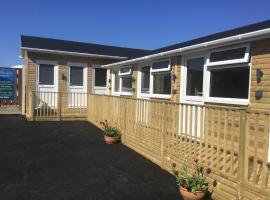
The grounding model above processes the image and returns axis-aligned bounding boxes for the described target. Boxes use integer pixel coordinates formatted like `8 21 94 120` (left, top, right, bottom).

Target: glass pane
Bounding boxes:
152 60 170 70
114 71 120 92
210 66 249 99
39 64 54 85
141 66 150 93
186 58 204 96
120 67 131 74
70 67 83 86
95 68 107 87
210 47 246 62
153 72 171 94
122 76 132 92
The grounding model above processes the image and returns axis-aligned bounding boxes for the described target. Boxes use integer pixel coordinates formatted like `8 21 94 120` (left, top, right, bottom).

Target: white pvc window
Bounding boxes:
112 68 132 96
206 44 250 66
181 43 251 105
138 59 171 99
39 64 54 85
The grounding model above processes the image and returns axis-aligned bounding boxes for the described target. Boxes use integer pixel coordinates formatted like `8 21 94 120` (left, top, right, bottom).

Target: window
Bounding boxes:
209 66 249 99
94 68 107 87
209 47 246 62
207 44 250 66
113 67 132 95
181 44 250 105
119 66 131 75
153 72 171 94
70 66 84 86
186 58 204 96
141 66 150 93
39 64 54 85
122 76 132 92
139 60 171 98
152 60 170 71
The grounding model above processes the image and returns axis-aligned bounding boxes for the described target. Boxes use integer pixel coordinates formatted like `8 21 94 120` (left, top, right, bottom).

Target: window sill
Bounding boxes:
140 94 171 99
204 97 249 106
112 92 132 96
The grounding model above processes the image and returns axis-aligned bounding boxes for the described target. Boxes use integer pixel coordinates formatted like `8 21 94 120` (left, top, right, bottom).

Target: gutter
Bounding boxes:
20 47 128 60
102 28 270 68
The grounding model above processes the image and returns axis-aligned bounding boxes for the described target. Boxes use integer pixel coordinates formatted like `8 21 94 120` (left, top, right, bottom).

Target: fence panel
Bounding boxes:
87 94 270 199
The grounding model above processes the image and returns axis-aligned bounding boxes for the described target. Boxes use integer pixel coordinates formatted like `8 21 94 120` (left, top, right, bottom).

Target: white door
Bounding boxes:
36 60 58 108
180 55 206 140
92 65 108 94
68 63 87 107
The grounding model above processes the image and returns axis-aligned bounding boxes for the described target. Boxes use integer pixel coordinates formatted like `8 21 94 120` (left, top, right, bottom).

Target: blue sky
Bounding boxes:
1 0 270 66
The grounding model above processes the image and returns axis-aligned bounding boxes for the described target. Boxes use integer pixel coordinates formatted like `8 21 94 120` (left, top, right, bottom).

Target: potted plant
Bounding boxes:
172 157 217 200
100 120 121 144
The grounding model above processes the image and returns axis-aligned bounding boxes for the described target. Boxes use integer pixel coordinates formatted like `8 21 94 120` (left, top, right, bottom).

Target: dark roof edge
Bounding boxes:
20 35 151 52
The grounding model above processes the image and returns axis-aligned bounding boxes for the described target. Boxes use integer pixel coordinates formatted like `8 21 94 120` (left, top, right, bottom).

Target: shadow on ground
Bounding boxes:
0 115 181 200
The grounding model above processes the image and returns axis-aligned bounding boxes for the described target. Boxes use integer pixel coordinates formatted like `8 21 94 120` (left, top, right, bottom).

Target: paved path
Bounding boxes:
0 115 180 200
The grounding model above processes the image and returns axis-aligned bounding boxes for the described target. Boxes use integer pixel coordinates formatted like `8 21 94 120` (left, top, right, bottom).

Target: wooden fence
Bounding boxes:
27 91 88 120
87 94 270 200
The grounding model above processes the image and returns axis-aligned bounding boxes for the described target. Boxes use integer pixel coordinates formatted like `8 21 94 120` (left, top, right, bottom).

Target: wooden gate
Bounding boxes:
0 67 22 113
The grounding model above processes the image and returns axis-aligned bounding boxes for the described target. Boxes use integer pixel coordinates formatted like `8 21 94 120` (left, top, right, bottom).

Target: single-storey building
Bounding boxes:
19 19 270 199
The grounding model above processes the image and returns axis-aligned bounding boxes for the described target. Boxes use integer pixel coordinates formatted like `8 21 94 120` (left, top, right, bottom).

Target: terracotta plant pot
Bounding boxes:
179 187 206 200
104 135 120 144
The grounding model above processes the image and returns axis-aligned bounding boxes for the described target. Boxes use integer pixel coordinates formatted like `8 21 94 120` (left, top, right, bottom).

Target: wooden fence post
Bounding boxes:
237 109 247 199
161 101 167 169
31 91 35 121
58 92 61 121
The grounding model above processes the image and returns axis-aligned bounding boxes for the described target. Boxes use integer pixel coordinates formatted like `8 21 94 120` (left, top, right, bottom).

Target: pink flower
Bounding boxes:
206 168 211 174
172 163 176 168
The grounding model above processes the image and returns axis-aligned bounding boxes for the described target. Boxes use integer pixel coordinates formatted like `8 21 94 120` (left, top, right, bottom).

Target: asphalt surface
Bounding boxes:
0 115 181 200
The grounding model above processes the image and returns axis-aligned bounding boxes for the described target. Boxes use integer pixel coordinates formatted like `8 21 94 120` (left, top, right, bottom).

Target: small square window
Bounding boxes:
94 68 107 87
70 67 84 86
153 72 171 95
39 64 54 85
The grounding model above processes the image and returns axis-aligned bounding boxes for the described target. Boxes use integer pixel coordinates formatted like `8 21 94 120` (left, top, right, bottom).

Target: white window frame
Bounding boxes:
151 59 171 73
92 64 109 93
180 43 251 106
180 53 207 105
112 68 132 96
206 43 250 67
36 60 58 90
137 59 171 99
119 66 132 76
67 62 87 90
204 63 251 105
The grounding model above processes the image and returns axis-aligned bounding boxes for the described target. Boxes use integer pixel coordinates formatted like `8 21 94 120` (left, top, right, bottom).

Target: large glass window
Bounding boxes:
70 67 83 86
186 57 204 96
153 72 171 94
94 68 107 87
141 66 150 93
39 64 54 85
210 66 249 99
